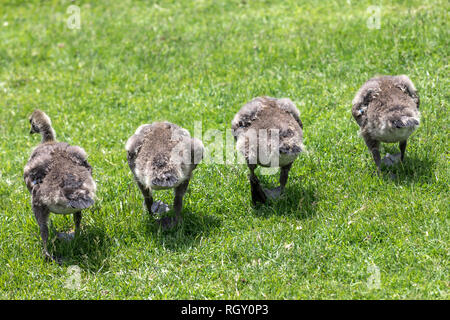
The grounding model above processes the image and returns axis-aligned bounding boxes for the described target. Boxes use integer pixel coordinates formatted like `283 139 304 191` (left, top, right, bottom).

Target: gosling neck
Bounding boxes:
40 125 56 143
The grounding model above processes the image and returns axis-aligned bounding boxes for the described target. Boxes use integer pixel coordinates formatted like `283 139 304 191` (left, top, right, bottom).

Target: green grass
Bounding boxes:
0 0 448 299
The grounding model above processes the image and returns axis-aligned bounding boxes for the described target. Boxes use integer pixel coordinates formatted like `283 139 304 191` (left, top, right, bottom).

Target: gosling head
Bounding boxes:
29 110 56 142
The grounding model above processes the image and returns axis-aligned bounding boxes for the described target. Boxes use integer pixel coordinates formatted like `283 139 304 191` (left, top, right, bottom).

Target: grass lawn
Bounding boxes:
0 0 448 299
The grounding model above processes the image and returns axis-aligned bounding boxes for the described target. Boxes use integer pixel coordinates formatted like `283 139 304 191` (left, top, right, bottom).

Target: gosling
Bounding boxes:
126 122 204 229
24 110 96 262
232 96 304 204
352 75 420 174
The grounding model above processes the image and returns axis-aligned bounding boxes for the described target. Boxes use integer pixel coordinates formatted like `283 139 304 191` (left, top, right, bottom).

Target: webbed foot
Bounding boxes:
151 200 170 215
382 153 402 166
263 186 282 199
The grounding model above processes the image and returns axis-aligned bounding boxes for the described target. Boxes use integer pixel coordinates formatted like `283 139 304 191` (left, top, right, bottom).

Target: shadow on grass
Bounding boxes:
48 224 113 272
143 208 222 251
251 180 318 220
380 153 435 184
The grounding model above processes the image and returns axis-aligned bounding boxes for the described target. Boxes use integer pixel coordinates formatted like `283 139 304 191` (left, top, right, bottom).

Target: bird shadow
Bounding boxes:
380 147 435 184
250 175 319 220
47 222 113 272
383 156 436 184
142 207 222 252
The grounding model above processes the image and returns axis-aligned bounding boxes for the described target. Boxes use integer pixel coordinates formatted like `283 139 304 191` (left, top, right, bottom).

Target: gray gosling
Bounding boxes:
352 75 420 174
126 122 204 229
24 110 96 262
232 96 304 205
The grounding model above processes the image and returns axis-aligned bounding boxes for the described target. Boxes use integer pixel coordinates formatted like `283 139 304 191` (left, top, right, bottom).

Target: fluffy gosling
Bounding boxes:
352 75 420 174
126 121 204 229
23 110 96 262
232 96 304 204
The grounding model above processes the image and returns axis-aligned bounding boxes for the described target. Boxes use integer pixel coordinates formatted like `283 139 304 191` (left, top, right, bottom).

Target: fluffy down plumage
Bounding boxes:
232 96 304 167
24 143 96 213
352 75 420 143
126 122 204 190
